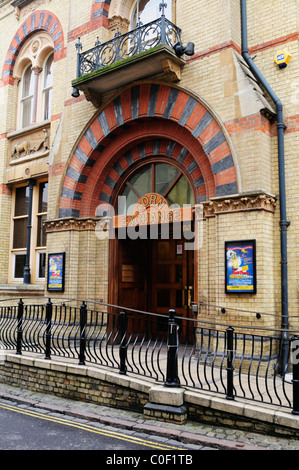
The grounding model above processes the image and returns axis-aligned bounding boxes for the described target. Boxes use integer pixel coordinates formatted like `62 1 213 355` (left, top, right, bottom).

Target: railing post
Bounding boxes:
160 0 167 44
79 301 87 365
45 298 52 360
226 326 235 400
292 336 299 415
165 309 180 387
119 310 127 375
16 299 23 355
71 37 82 97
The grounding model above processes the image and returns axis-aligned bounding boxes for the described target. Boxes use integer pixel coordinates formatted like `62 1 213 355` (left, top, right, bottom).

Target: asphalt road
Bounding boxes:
0 399 200 456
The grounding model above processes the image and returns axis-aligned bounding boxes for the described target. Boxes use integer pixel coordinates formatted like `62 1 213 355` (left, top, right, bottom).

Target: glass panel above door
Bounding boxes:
118 162 194 215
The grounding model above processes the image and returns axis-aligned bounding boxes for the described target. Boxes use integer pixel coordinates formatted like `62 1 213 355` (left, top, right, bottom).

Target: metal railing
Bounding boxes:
74 16 181 78
0 297 299 415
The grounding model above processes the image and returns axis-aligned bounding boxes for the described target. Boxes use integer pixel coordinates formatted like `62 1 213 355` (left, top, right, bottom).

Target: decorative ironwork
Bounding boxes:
0 297 299 413
75 16 182 78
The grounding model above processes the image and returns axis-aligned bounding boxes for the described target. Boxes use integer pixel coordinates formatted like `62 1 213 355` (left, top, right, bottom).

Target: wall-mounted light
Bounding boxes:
274 49 292 69
173 41 195 57
72 88 80 98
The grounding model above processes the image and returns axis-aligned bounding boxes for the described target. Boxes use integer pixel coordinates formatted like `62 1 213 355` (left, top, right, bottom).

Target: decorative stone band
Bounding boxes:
45 217 99 233
45 194 276 233
202 193 276 218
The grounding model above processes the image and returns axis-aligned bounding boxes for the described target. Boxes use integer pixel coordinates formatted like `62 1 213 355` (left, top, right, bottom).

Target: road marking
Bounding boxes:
0 402 185 450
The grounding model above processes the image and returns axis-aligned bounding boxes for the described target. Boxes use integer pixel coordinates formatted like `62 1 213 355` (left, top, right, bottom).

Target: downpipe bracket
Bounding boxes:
280 220 290 231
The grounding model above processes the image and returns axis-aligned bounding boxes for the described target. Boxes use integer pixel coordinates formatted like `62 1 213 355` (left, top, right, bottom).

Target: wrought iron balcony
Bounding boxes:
77 17 181 76
71 10 191 105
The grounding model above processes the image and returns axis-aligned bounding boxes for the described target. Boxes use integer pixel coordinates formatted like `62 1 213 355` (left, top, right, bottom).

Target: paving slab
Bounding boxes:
0 382 298 450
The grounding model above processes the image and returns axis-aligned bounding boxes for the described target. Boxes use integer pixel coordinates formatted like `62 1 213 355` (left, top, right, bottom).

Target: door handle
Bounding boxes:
183 286 193 307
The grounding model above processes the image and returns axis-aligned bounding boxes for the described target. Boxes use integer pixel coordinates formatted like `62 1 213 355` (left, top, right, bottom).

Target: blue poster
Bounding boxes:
47 253 65 291
225 241 256 293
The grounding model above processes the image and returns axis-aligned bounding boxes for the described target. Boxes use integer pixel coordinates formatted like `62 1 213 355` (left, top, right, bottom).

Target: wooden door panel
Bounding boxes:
118 239 149 311
151 238 194 342
116 235 194 342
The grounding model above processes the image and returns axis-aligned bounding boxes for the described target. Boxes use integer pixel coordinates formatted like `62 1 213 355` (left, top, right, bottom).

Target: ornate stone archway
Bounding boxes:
58 83 240 218
1 10 65 86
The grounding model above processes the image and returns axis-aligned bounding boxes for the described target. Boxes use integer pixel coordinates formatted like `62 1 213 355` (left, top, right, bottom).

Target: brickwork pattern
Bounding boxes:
1 10 66 86
0 0 298 332
1 355 298 437
0 360 147 413
59 83 238 218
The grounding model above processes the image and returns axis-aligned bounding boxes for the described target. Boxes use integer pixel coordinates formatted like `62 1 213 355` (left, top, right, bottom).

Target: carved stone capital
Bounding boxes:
107 15 130 35
45 217 99 233
202 194 277 218
13 75 21 85
31 65 42 75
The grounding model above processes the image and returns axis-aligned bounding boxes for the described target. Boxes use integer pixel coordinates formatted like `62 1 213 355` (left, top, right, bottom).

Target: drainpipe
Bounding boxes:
240 0 290 374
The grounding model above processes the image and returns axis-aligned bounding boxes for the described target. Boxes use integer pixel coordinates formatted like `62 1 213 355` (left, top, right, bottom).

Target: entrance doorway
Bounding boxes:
115 234 195 343
109 160 196 343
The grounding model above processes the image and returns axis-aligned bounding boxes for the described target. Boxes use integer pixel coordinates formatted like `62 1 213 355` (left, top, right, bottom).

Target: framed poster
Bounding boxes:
47 252 65 292
225 240 256 294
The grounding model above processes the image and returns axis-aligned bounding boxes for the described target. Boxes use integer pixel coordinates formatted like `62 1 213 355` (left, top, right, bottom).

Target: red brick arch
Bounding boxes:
58 83 239 218
1 10 65 86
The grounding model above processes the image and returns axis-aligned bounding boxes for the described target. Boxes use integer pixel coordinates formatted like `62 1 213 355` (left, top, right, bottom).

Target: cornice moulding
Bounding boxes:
202 194 277 218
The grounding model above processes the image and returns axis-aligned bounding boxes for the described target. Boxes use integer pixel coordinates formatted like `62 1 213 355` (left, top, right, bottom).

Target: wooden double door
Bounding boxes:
115 236 194 342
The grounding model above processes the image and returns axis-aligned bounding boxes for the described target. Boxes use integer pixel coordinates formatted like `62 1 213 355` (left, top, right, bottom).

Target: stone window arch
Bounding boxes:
14 31 54 130
108 0 174 35
130 0 172 28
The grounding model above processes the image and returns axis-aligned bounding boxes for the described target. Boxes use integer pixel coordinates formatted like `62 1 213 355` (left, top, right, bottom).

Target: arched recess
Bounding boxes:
108 0 133 21
58 83 240 218
2 10 65 86
13 31 54 80
107 0 173 33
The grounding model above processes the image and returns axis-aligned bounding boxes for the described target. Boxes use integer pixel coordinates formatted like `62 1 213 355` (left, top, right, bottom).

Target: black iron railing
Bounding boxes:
74 16 181 79
0 297 299 414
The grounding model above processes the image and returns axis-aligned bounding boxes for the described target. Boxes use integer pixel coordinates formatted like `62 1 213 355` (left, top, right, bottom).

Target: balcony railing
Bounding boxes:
74 16 182 79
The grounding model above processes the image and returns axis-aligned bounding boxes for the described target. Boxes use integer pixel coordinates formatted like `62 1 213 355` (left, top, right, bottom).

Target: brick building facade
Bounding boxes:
0 0 298 337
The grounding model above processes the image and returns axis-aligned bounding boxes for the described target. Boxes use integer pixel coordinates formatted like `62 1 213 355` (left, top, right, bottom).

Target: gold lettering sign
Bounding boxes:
114 193 192 228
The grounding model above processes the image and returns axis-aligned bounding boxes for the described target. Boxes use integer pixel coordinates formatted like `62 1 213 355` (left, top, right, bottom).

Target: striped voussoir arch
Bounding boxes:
95 137 207 206
90 0 110 23
59 83 238 218
2 10 65 85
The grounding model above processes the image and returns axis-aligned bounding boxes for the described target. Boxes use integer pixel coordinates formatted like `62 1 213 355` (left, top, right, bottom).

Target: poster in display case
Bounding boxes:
225 240 256 294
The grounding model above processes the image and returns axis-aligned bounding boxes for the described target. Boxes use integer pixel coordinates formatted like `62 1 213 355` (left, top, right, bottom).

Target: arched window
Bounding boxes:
42 53 54 121
14 33 54 129
18 52 54 128
130 0 172 28
20 64 35 128
118 162 194 215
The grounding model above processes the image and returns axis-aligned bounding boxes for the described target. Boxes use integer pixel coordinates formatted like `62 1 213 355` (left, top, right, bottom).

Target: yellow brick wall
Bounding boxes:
0 0 298 334
199 208 280 331
46 228 109 303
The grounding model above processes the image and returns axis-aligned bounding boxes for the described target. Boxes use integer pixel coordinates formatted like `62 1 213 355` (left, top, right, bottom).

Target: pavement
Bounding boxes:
0 382 299 451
